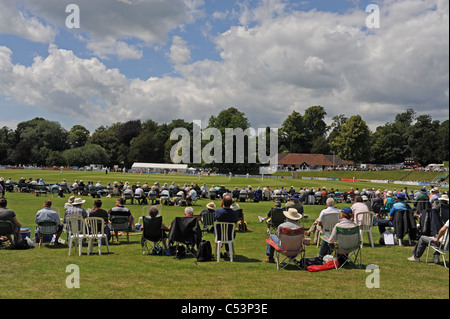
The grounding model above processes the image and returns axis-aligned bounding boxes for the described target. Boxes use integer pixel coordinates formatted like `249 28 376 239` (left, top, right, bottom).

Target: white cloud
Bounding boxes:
169 36 192 65
0 0 56 43
21 0 203 59
0 0 448 132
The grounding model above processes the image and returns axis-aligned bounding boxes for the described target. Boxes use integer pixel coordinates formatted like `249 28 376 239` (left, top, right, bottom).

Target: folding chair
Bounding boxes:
268 208 286 234
66 216 88 256
214 222 236 262
168 216 202 259
317 212 340 247
36 220 58 246
201 210 215 234
333 226 362 269
86 217 109 255
354 211 375 248
141 216 165 255
265 226 306 270
426 227 449 269
110 215 130 243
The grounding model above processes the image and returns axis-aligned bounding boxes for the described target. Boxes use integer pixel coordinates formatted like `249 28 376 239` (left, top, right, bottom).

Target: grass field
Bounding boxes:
0 169 448 300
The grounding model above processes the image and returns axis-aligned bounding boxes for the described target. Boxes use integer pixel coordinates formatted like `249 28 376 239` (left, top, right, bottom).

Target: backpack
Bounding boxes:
196 240 213 262
237 220 248 232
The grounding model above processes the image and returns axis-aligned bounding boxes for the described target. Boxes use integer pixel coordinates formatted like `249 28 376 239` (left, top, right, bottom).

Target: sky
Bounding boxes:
0 0 448 134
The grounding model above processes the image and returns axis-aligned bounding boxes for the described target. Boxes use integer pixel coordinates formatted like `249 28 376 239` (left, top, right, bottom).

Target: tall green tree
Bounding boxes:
68 125 90 149
332 115 371 163
279 111 307 153
407 114 440 165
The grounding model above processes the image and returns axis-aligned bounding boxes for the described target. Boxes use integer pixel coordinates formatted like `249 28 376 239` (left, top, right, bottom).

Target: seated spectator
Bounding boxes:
264 208 303 263
200 202 216 217
35 200 63 246
140 206 170 251
318 207 357 261
88 199 111 243
351 195 370 224
63 198 87 223
407 219 449 264
259 200 283 234
0 198 22 245
376 192 411 234
108 198 134 243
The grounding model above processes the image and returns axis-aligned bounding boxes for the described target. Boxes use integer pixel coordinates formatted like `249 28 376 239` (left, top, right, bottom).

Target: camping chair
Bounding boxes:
426 227 449 269
141 216 165 255
354 211 375 248
316 212 340 247
268 208 286 234
66 216 88 256
86 217 109 255
168 216 202 259
214 222 236 262
265 226 306 270
201 210 215 234
110 215 130 243
333 226 362 269
36 220 58 246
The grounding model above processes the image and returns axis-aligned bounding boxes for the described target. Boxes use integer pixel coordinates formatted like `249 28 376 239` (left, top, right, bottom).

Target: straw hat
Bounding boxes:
206 202 216 210
439 194 449 202
73 198 85 205
283 208 302 221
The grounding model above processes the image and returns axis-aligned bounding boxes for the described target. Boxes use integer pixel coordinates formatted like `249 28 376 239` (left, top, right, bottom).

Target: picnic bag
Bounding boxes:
196 240 213 262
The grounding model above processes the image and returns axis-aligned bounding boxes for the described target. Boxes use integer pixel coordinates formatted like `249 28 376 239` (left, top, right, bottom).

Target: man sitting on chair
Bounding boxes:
318 207 357 260
214 194 238 258
108 198 133 243
407 219 449 264
35 200 63 246
264 208 303 263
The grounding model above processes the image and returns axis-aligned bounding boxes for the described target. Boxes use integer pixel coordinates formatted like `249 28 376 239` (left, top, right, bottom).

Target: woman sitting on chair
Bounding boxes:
141 206 170 250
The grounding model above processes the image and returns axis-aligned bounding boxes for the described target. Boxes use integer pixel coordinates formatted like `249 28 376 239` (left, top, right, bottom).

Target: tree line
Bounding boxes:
0 107 448 171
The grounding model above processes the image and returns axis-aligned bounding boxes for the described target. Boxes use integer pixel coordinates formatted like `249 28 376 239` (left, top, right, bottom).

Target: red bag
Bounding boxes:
307 259 339 272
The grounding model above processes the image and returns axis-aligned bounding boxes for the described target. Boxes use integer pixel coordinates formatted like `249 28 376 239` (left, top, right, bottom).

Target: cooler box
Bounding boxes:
20 228 31 240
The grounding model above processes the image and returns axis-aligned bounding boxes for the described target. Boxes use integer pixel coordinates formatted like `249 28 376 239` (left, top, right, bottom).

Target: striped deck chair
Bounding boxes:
265 226 305 270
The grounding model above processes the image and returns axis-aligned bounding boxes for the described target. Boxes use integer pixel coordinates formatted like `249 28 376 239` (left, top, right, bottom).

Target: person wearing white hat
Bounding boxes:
63 197 87 224
264 207 303 263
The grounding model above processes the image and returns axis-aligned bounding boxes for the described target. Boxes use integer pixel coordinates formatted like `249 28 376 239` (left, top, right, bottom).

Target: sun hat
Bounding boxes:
283 208 302 221
73 198 85 205
439 194 449 202
206 202 216 210
67 196 76 203
386 191 393 197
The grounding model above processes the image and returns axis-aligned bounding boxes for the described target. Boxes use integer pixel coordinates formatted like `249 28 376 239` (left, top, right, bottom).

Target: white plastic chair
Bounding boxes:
66 216 88 256
86 217 109 255
317 212 340 247
214 222 236 262
354 211 375 248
